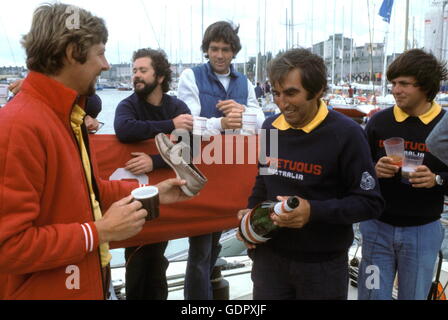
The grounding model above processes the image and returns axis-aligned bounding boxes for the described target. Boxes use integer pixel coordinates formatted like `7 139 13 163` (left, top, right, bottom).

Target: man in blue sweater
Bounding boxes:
177 21 264 300
84 94 103 133
237 48 384 300
114 48 192 300
359 49 448 300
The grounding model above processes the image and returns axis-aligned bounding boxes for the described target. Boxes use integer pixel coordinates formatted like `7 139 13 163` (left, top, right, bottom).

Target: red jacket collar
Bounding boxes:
21 71 85 121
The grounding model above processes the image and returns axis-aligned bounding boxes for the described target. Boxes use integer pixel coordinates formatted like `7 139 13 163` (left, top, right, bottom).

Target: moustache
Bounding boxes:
133 80 146 86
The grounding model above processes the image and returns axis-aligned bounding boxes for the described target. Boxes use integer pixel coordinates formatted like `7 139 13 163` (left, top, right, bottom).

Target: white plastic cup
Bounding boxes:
402 153 425 183
193 116 207 136
241 112 257 135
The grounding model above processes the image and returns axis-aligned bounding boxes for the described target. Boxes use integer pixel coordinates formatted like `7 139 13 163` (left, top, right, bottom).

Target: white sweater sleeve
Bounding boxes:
246 80 266 130
177 69 265 133
177 69 201 117
177 69 223 133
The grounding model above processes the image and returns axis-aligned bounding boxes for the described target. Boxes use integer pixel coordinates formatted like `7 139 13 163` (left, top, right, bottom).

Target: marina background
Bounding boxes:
0 0 439 67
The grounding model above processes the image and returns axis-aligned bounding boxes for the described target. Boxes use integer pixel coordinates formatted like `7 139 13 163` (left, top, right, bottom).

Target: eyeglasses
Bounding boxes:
89 121 104 134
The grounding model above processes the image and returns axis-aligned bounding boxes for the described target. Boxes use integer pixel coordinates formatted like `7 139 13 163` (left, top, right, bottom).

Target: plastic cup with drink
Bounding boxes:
401 153 425 184
383 137 405 167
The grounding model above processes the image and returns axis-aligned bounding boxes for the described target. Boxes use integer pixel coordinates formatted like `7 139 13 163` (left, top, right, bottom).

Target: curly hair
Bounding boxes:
201 21 242 59
132 48 172 93
268 48 328 100
22 3 108 75
387 49 448 102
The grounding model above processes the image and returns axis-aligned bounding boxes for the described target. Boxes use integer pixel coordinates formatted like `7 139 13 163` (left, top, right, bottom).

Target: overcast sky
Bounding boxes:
0 0 436 67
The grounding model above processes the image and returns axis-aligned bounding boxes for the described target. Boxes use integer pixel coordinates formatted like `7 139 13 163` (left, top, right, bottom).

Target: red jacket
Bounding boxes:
0 72 137 299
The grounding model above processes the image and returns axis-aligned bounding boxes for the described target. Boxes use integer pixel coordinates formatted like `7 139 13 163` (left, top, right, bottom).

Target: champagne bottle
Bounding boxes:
239 196 300 245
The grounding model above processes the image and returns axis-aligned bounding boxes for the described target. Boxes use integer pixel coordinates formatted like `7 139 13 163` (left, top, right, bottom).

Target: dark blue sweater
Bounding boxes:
248 110 384 261
85 94 102 118
114 93 191 169
365 107 448 226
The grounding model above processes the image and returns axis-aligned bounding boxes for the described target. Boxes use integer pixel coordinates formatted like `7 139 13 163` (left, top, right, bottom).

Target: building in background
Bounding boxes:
312 34 397 85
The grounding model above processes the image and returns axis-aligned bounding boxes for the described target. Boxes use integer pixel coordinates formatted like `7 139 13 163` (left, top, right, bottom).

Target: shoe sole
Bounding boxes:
155 136 196 197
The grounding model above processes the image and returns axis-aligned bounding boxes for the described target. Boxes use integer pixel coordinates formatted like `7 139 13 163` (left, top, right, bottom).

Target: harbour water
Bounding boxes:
95 89 131 135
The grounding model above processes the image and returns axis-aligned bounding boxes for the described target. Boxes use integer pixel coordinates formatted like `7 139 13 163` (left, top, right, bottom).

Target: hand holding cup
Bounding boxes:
131 186 160 221
383 137 405 167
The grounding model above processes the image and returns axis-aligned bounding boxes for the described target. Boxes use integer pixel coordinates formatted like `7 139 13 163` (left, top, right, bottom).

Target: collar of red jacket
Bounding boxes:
21 71 87 121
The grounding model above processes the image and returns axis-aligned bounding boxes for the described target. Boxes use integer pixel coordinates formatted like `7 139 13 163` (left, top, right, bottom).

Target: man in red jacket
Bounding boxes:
0 3 190 300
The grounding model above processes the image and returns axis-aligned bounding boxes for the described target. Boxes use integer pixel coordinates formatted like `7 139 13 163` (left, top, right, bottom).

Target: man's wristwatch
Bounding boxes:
435 174 444 186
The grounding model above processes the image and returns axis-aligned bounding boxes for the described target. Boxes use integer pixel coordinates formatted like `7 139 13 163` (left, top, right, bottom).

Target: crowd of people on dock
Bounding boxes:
0 2 448 301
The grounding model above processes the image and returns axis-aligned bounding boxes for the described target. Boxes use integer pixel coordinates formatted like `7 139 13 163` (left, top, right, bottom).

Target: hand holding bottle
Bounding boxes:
271 196 310 228
236 209 257 249
238 196 300 245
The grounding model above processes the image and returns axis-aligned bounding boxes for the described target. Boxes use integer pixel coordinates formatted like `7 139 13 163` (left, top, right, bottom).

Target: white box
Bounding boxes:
0 84 8 105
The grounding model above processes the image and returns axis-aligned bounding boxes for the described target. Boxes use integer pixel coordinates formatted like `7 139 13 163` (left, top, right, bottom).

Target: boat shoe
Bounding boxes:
155 133 207 197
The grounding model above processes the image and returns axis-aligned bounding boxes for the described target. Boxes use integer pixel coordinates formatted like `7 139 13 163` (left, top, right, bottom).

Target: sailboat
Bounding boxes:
327 1 383 122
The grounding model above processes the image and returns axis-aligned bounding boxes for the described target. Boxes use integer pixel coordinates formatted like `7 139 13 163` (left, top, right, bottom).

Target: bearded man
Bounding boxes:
113 48 192 300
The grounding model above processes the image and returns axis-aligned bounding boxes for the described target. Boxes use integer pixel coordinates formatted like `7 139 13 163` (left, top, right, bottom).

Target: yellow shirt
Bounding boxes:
272 99 329 133
71 105 111 267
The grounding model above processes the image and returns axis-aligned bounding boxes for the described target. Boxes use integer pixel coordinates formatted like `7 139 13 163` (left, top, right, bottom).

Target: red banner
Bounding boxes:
90 134 259 249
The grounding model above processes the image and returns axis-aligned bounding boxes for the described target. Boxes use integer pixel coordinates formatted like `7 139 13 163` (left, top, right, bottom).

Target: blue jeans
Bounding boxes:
358 219 444 300
250 245 348 300
184 231 222 300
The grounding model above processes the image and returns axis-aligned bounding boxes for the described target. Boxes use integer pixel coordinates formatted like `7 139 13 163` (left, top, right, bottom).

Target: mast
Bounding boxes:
255 8 260 84
264 0 267 56
349 0 354 84
139 0 161 48
164 5 167 50
201 0 204 63
378 0 395 97
244 47 247 76
341 6 345 85
404 0 409 51
412 16 415 48
0 15 17 66
291 0 295 47
286 8 289 50
440 0 448 61
311 0 314 53
117 42 121 80
263 0 267 83
367 0 374 91
332 0 336 88
381 26 390 97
